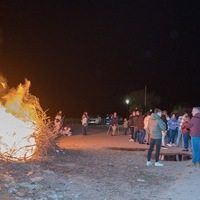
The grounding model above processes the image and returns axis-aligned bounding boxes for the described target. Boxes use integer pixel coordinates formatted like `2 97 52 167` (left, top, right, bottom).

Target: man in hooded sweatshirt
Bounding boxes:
186 107 200 166
147 108 166 167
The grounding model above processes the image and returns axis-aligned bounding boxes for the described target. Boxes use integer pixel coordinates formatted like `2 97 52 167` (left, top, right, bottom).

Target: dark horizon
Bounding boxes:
0 1 199 118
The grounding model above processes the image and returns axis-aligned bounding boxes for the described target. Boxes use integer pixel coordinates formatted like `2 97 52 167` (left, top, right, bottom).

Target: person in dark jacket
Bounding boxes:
128 111 138 142
147 108 166 167
111 112 119 136
160 110 169 148
185 107 200 166
137 111 145 144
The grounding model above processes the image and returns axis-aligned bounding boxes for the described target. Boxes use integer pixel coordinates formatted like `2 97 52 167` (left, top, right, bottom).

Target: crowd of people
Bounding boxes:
47 107 200 167
121 107 200 167
122 109 191 150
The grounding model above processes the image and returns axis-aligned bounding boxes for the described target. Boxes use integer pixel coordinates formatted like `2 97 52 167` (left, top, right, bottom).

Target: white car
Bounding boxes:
88 115 102 125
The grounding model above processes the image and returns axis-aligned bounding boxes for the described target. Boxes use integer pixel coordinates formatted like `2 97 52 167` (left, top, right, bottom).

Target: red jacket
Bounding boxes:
137 115 144 130
181 121 189 134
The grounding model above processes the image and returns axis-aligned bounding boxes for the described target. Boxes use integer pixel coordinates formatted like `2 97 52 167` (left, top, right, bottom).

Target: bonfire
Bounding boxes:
0 76 54 162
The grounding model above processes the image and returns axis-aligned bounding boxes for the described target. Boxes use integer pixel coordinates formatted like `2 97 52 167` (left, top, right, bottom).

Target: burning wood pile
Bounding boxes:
0 76 55 162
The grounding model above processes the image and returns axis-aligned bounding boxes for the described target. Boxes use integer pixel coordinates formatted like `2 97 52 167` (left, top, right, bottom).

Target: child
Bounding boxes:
123 118 129 135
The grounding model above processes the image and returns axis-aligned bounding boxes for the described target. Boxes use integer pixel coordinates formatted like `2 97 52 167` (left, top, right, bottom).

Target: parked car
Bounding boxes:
88 115 102 125
105 114 112 125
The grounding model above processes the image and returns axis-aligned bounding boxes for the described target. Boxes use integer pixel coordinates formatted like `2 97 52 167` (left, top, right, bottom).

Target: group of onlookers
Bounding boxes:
145 107 200 167
122 107 200 167
159 110 190 152
123 110 154 145
123 109 191 151
50 107 200 167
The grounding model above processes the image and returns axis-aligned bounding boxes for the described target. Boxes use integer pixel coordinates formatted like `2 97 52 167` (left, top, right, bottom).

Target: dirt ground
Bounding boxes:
0 125 199 200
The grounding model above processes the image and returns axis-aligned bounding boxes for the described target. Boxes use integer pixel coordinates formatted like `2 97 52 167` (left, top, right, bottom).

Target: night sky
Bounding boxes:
0 1 199 118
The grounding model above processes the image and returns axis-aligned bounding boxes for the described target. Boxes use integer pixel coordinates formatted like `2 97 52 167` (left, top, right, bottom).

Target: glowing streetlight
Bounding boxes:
125 99 130 117
125 99 130 105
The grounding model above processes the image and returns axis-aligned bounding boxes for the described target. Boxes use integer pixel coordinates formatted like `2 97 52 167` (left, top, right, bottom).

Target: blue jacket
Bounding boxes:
168 118 178 130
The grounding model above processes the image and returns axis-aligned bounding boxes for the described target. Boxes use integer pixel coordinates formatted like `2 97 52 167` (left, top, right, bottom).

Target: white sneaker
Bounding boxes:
146 161 153 166
129 139 134 142
155 162 164 167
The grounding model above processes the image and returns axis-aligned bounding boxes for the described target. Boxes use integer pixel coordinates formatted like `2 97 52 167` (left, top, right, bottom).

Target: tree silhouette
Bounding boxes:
126 89 160 113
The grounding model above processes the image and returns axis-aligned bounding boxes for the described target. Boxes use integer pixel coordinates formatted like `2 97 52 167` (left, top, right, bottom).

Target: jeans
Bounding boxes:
183 132 190 150
130 127 134 139
191 137 200 164
138 129 146 143
130 126 138 141
147 138 162 162
133 126 138 141
176 128 182 147
168 129 177 144
82 125 87 135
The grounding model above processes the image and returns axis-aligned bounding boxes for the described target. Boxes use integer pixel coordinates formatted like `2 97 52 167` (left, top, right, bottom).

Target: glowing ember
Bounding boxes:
0 77 46 161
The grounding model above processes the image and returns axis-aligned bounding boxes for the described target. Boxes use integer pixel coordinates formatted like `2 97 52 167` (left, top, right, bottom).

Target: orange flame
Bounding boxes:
0 78 45 161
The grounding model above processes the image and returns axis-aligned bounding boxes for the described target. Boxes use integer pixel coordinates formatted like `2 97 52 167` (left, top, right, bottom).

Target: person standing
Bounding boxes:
185 107 200 166
167 113 178 146
123 117 129 135
144 111 151 145
147 108 166 167
137 111 145 144
111 112 119 136
176 113 188 147
81 113 88 135
128 111 138 142
181 115 190 151
160 110 169 148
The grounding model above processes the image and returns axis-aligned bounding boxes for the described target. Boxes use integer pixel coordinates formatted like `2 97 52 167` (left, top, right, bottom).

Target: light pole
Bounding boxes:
125 99 130 118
